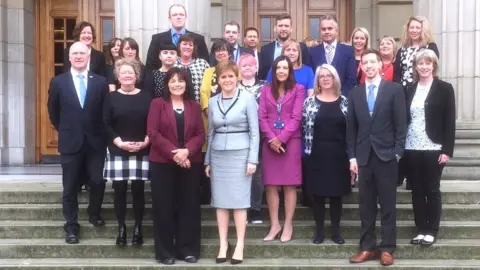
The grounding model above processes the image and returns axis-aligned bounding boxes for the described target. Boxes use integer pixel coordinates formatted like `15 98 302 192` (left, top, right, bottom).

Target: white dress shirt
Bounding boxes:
70 68 89 105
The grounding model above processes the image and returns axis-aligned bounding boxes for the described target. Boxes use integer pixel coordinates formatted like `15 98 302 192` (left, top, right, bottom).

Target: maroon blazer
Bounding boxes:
147 98 205 164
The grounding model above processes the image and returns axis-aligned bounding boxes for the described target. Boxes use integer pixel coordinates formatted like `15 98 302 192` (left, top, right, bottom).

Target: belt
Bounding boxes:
215 130 249 134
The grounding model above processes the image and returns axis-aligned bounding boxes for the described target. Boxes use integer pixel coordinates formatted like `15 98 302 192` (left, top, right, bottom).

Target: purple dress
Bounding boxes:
259 83 304 186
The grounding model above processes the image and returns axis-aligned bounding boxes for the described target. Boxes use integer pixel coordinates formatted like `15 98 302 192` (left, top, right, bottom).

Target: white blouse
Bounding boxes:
405 83 442 151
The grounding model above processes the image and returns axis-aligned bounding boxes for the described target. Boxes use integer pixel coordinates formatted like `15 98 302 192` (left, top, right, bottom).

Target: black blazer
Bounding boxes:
258 41 309 80
63 47 106 78
145 30 209 71
347 80 407 166
209 45 254 66
47 71 108 154
406 79 456 157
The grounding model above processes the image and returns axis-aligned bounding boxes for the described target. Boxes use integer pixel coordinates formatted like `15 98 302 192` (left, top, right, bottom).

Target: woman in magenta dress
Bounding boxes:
259 56 304 243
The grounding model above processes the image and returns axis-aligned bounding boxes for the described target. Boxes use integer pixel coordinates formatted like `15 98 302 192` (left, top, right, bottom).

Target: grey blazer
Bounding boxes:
205 89 260 165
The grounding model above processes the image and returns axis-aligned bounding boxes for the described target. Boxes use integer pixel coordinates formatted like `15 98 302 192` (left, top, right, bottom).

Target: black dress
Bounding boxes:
304 97 350 197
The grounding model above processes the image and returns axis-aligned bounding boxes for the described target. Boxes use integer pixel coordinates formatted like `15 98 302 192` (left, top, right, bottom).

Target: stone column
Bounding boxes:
0 0 36 165
115 0 211 61
414 0 480 125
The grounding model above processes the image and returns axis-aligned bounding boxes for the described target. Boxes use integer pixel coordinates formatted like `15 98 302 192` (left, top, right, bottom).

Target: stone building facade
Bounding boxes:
0 0 479 165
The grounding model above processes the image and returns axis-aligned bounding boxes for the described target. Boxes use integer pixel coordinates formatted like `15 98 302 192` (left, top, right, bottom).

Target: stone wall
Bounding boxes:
0 0 35 165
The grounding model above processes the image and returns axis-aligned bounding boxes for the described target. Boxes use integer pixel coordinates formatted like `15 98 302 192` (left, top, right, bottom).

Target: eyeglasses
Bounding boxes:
318 74 333 80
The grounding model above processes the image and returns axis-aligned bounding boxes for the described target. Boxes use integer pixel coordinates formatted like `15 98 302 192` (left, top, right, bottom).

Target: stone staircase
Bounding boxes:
0 181 479 269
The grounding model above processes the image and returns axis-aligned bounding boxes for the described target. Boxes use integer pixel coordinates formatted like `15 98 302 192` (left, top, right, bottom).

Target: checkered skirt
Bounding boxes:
103 154 149 181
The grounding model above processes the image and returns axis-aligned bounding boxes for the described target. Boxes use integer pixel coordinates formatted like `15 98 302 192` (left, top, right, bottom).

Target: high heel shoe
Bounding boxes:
231 244 244 265
280 227 293 243
116 224 127 247
131 224 143 246
263 228 282 242
215 242 232 263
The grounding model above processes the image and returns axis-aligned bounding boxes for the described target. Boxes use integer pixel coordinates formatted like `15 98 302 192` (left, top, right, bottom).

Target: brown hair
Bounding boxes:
224 21 241 32
282 39 303 66
119 37 141 61
72 21 96 42
361 48 382 63
271 56 296 99
107 38 122 65
215 60 239 78
168 4 187 17
303 37 319 48
412 49 439 82
276 14 292 24
244 27 259 37
176 33 198 59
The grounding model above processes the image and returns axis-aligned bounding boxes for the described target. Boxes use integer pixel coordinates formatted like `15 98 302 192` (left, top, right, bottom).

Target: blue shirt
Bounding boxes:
273 41 283 60
266 65 315 98
170 28 187 43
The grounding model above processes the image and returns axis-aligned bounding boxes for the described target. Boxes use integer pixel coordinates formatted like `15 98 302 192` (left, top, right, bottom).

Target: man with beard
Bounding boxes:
258 14 309 80
145 4 209 72
347 49 406 266
209 21 254 66
309 14 356 96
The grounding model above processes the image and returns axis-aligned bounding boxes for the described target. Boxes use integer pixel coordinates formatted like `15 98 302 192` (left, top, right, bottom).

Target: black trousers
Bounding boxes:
358 151 397 254
150 162 202 260
310 195 342 237
61 141 106 233
404 150 444 236
200 153 211 205
112 181 145 225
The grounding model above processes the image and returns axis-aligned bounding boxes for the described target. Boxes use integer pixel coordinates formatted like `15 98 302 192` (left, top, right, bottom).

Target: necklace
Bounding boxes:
118 88 138 95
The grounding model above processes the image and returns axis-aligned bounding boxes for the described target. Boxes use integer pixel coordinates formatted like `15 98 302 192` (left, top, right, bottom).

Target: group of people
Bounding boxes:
47 3 456 267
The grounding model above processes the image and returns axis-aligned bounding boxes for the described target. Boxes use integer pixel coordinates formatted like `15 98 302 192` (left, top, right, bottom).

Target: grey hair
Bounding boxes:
313 64 342 96
114 58 142 82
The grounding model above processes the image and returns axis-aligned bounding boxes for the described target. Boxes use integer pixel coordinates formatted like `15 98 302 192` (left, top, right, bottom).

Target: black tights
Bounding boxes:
310 195 342 237
113 181 145 225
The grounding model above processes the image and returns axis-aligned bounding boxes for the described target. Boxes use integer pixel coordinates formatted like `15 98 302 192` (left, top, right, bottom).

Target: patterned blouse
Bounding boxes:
302 95 348 155
397 43 438 87
151 70 167 98
405 83 442 151
175 58 210 101
236 79 268 103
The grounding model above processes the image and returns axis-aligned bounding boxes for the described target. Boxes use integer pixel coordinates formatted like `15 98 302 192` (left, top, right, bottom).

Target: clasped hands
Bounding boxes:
268 137 285 154
172 148 191 168
115 137 149 153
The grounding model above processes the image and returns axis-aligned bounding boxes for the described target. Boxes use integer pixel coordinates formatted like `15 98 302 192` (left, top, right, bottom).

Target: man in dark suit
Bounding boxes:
48 42 108 244
347 49 407 266
209 21 254 66
258 14 309 80
309 14 356 96
145 4 209 71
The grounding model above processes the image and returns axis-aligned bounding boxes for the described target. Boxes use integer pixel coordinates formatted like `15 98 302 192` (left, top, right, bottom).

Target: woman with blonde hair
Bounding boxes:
266 39 314 97
302 64 350 245
377 36 397 82
404 49 455 246
394 16 439 189
350 27 371 85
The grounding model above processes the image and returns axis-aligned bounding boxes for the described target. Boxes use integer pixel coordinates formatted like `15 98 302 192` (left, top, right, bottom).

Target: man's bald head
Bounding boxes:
69 41 90 72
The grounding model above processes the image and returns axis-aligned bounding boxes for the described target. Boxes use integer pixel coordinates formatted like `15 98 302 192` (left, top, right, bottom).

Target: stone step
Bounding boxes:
1 220 479 240
1 258 480 269
1 203 479 221
0 239 479 260
0 182 479 204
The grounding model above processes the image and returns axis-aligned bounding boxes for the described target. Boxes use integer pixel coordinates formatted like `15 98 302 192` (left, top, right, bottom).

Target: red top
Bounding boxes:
358 61 395 84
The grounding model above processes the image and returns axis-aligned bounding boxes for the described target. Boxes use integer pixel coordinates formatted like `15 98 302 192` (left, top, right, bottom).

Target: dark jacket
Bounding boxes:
63 47 106 78
406 79 456 157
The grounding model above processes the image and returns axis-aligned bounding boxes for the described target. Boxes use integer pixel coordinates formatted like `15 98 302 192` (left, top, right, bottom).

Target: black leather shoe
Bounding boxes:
158 258 175 265
89 218 105 227
184 256 198 263
331 235 345 245
312 235 324 244
131 224 143 246
65 233 79 244
116 224 127 247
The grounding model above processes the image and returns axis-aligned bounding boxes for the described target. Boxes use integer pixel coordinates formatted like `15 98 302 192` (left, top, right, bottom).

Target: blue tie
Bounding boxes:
77 74 87 108
172 33 181 46
367 84 376 115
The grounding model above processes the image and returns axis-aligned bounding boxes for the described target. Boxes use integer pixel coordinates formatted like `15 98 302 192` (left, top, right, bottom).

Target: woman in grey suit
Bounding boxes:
205 61 260 264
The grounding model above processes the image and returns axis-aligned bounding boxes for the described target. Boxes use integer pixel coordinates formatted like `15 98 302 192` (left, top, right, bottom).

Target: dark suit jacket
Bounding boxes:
145 30 209 71
47 71 108 154
406 79 456 157
147 98 205 164
309 43 356 96
209 45 254 66
63 47 106 78
258 41 309 80
347 80 407 166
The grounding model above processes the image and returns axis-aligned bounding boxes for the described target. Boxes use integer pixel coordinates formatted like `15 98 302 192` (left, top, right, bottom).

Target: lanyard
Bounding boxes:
276 96 284 119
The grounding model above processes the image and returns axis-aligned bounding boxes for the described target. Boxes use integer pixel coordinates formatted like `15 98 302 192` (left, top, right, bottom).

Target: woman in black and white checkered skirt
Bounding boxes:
103 58 152 247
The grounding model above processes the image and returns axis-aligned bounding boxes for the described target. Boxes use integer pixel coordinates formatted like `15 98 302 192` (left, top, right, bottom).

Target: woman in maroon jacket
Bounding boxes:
147 67 205 265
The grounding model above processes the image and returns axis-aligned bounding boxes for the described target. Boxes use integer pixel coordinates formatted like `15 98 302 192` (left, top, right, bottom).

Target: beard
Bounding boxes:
277 33 290 42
